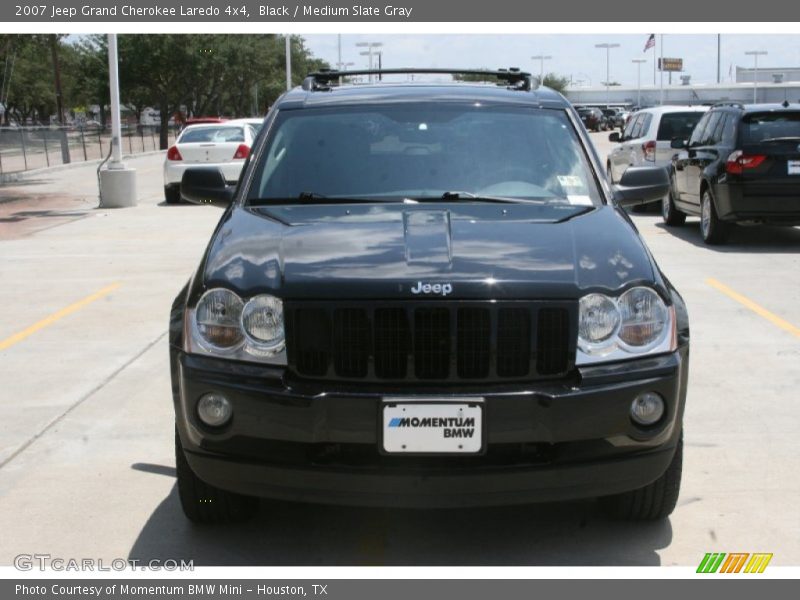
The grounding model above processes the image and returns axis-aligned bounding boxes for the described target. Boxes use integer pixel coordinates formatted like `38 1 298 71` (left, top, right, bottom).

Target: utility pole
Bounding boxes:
531 54 552 84
632 59 646 108
745 50 768 103
717 34 721 84
49 35 64 124
285 35 292 91
595 43 620 107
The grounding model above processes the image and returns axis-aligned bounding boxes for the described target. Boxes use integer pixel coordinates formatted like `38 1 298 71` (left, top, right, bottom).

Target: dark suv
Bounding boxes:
664 102 800 244
171 68 689 524
576 106 607 132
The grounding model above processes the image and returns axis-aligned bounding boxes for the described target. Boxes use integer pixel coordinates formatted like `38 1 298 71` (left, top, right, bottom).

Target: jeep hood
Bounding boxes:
201 203 654 299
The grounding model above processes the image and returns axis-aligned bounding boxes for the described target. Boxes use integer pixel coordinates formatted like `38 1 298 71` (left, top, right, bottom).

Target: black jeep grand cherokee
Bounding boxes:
170 69 689 523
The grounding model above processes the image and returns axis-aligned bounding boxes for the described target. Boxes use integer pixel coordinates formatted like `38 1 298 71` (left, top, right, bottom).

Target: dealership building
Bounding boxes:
566 69 800 107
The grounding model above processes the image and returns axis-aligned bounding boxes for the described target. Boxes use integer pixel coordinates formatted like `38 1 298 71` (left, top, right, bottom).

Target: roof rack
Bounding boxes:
302 68 535 92
712 102 745 109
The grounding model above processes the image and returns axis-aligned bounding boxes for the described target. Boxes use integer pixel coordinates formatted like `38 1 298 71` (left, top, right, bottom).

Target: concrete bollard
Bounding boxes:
99 166 138 208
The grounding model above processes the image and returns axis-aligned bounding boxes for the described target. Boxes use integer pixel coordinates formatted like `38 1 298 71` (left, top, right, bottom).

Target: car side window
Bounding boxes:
709 114 728 145
722 113 738 144
629 115 644 139
699 112 722 145
639 114 653 138
689 112 712 147
623 114 639 139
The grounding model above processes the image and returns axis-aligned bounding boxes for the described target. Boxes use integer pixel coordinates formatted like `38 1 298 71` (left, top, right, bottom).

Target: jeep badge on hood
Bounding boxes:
410 281 453 296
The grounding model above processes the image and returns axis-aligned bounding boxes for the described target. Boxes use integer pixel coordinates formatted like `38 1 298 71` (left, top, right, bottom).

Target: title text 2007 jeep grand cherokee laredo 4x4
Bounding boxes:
169 68 689 523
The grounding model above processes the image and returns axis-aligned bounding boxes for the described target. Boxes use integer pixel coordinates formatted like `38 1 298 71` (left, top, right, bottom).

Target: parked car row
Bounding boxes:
607 102 800 244
162 117 266 204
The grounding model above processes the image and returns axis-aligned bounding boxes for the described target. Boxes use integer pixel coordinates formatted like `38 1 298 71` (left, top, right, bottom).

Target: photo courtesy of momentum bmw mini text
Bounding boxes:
0 0 799 597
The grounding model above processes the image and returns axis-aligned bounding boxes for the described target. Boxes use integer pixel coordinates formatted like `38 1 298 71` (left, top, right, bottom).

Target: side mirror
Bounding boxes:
670 138 688 149
181 167 235 207
608 131 620 143
614 166 670 207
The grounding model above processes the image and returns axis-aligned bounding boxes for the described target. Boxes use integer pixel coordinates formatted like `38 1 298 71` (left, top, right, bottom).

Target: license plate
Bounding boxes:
789 160 800 175
382 400 483 454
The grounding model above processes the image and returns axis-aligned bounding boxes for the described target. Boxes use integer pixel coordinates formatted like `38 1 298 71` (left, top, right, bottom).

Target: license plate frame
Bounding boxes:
380 398 485 455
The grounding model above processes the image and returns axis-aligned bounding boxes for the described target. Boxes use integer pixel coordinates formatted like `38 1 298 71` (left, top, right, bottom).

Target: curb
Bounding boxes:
0 150 165 184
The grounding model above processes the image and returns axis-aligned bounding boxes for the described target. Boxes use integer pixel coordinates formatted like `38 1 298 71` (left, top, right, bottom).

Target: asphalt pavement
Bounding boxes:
0 135 798 566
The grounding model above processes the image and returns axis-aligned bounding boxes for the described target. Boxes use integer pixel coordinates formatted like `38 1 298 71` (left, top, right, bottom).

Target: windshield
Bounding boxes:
246 104 602 206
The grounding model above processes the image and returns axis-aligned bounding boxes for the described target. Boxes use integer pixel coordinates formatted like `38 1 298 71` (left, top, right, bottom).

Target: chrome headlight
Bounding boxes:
241 295 285 356
577 286 675 365
185 288 286 364
195 288 244 351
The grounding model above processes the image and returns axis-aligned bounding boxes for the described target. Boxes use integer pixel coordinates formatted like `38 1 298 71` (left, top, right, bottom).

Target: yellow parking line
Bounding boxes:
707 278 800 339
0 283 122 351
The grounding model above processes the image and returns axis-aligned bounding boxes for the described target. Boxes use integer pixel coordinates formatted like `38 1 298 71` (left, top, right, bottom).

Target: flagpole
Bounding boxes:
659 34 664 105
653 36 656 86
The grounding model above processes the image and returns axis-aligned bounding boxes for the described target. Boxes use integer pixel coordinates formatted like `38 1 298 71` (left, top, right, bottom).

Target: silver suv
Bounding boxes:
607 106 709 187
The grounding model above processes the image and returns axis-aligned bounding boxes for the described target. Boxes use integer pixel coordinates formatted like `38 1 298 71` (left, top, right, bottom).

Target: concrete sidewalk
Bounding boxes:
0 152 222 470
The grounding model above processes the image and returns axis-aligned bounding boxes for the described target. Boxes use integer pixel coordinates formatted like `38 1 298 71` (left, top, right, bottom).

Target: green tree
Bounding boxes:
116 34 328 148
542 73 570 95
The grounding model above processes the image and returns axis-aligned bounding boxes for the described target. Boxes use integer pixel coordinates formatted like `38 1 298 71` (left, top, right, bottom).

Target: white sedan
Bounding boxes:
163 123 257 204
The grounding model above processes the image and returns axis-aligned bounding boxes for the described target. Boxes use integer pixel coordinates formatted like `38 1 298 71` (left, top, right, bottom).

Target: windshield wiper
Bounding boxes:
412 191 550 204
249 193 404 205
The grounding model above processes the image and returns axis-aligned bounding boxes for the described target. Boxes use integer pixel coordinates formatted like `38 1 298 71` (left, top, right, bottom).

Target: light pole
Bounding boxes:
336 61 354 85
355 41 383 82
98 33 137 208
595 43 620 106
632 59 646 108
531 54 552 83
745 50 768 103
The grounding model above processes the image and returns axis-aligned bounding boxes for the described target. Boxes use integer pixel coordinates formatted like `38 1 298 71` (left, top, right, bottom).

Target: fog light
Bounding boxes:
197 393 232 427
630 392 664 426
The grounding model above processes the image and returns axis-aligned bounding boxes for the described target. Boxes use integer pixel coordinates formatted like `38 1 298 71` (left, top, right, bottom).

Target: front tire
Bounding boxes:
601 436 683 521
175 428 258 523
700 189 729 245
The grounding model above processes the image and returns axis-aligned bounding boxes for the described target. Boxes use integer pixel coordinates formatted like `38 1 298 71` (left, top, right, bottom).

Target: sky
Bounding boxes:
301 34 800 88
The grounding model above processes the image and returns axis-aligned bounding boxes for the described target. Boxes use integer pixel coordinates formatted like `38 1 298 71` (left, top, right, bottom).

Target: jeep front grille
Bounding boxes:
285 301 576 383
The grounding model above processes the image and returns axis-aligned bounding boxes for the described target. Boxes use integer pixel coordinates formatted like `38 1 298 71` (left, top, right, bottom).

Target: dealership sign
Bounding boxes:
659 58 684 72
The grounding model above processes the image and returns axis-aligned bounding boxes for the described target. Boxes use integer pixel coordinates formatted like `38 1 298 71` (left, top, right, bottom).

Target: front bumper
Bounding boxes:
172 346 688 508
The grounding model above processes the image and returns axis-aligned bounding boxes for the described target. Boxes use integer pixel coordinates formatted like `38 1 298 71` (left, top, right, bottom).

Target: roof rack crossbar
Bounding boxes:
302 68 535 92
711 101 745 109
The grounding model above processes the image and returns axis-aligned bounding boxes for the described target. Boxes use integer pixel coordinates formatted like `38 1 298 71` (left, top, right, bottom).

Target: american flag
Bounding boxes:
644 34 655 52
